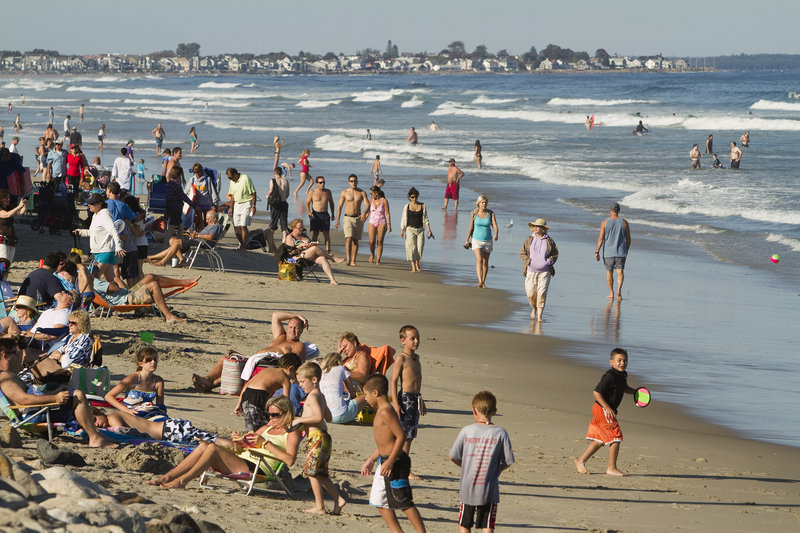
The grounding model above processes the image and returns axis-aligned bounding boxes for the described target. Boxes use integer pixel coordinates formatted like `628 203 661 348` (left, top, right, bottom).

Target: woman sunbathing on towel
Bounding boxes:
147 396 299 489
285 218 344 285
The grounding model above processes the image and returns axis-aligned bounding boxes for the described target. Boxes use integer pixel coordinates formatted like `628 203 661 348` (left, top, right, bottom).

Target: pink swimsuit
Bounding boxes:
368 200 387 227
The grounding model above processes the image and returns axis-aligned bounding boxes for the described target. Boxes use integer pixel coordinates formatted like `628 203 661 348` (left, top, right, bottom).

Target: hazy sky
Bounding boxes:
4 0 796 57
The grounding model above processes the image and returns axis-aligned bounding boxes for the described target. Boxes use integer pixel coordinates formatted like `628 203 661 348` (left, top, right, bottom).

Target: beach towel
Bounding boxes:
240 343 320 381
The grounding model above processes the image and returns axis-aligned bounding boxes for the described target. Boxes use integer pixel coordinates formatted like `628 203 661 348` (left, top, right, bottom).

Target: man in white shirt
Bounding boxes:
63 115 71 138
28 291 73 350
111 147 133 191
9 137 19 154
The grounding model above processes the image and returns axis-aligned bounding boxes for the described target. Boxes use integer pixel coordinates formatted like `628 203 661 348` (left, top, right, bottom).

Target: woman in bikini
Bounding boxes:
366 185 391 265
284 218 344 285
474 139 483 169
293 149 312 196
148 396 299 489
273 135 284 169
104 345 167 423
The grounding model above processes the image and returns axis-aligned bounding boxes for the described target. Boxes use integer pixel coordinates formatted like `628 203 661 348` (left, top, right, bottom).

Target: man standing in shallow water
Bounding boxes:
595 202 631 300
335 174 369 266
442 158 464 212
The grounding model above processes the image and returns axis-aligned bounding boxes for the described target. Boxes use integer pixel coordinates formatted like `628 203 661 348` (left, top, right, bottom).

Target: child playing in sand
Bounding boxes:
360 374 427 532
235 353 299 431
104 345 167 423
319 352 368 424
449 391 515 533
575 347 637 476
391 325 426 480
292 362 346 515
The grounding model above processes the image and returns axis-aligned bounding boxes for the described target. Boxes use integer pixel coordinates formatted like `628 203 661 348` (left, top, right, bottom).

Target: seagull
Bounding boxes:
505 219 514 228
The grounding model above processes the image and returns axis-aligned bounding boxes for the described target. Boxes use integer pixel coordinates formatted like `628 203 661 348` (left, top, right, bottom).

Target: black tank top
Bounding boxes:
406 205 423 228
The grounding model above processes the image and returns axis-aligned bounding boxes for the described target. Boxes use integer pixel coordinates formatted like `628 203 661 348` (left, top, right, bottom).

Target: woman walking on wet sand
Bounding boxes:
465 195 498 288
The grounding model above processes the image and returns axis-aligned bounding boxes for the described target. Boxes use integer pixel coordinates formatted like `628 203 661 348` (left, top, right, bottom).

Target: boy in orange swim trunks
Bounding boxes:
574 348 636 476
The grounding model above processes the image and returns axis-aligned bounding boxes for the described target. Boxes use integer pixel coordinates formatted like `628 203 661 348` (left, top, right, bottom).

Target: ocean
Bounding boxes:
2 71 798 446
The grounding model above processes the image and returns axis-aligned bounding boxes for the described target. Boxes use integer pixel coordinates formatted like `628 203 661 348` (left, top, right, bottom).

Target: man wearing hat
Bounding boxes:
45 139 66 181
520 219 558 321
595 202 631 300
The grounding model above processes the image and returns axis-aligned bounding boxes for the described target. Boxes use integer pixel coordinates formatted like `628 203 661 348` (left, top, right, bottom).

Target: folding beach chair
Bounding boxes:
0 388 60 442
146 179 167 215
186 214 230 272
199 448 294 497
275 244 321 283
91 280 199 318
29 326 69 351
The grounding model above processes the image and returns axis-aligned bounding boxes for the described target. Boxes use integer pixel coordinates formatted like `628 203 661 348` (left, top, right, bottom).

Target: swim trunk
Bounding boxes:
369 451 414 510
97 135 103 142
94 251 116 265
585 402 623 445
304 429 332 478
731 160 740 169
603 256 626 271
471 239 493 253
269 202 288 232
161 417 217 445
691 159 700 169
232 201 252 227
399 391 421 440
309 210 331 232
241 387 270 432
342 215 363 240
155 138 163 148
445 181 459 200
458 502 498 530
128 280 152 305
26 391 76 425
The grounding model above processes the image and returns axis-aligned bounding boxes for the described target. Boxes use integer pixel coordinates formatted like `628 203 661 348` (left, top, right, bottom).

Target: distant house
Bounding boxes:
627 58 642 69
608 56 626 69
174 57 190 72
674 58 688 69
537 58 554 70
644 58 660 69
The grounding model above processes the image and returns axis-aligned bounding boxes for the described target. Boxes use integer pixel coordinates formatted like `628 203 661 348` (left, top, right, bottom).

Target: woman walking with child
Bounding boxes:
465 194 498 288
400 187 433 272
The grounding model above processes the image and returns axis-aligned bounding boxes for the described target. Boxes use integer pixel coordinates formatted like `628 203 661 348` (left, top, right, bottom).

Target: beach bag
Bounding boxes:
68 366 110 396
278 261 297 281
7 167 33 197
267 179 282 208
220 354 246 396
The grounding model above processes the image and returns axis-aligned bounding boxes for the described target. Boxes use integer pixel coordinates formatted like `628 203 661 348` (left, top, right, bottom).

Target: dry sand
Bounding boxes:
7 222 800 532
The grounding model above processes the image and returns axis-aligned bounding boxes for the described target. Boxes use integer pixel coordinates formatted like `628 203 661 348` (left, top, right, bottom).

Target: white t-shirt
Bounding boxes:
319 366 351 418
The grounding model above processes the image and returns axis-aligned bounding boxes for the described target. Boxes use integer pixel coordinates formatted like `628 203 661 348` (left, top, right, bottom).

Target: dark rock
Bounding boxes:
162 509 200 533
0 450 13 479
0 424 22 448
196 519 226 533
36 439 87 467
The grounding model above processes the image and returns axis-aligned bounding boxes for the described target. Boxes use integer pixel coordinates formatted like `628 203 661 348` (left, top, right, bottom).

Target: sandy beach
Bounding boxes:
3 219 799 533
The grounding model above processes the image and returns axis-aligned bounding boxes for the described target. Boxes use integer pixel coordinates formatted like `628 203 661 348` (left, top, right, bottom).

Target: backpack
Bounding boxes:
267 179 282 208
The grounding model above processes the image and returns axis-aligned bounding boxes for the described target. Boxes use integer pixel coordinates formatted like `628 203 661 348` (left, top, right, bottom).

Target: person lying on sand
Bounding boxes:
93 274 199 323
192 311 308 392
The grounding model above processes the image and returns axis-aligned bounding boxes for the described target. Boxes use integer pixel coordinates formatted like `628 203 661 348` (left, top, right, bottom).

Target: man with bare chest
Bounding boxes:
305 175 335 252
442 158 465 211
335 174 369 266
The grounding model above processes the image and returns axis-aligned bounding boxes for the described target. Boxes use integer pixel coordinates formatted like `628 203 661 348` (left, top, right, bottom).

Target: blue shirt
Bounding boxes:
46 149 66 178
272 383 307 416
105 198 136 223
603 217 628 258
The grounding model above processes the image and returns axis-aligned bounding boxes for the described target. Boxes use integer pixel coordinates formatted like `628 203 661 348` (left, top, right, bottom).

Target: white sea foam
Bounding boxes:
750 99 800 112
198 81 241 89
296 99 342 108
401 96 424 108
548 97 659 106
351 88 430 102
472 95 519 104
626 218 725 235
766 233 800 252
89 98 123 103
94 76 120 83
1 80 64 91
66 85 265 101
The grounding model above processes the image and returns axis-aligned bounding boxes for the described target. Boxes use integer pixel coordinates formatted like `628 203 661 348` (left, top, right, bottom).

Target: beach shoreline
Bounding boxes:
4 222 799 532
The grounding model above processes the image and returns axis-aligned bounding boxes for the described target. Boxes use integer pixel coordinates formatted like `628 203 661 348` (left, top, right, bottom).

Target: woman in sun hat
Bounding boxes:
520 218 558 321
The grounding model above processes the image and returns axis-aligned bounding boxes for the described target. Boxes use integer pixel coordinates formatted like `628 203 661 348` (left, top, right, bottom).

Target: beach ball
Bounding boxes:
770 254 780 264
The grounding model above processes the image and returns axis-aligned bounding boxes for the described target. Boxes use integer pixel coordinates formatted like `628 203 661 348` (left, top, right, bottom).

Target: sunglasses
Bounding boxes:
316 180 325 184
68 321 77 325
409 195 417 199
267 411 283 419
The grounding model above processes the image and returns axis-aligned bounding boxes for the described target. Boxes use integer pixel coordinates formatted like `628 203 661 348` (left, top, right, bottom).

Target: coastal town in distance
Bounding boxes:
1 41 708 75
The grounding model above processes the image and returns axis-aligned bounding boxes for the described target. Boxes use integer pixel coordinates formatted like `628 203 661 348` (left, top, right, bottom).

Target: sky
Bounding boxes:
3 0 797 58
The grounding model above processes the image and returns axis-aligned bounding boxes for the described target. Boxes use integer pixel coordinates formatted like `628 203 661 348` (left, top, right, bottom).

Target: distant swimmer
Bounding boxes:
406 127 418 145
281 162 295 180
204 101 209 109
730 141 742 169
586 115 591 130
474 140 482 169
739 131 750 148
370 155 382 185
689 144 702 169
711 154 723 168
20 95 24 105
365 128 371 140
429 121 439 132
273 135 284 168
189 126 199 153
632 120 649 135
79 104 84 122
706 134 713 154
6 103 11 112
13 113 21 133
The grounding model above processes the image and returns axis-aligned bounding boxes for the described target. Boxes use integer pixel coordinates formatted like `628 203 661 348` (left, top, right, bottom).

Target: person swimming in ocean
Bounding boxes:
632 121 649 135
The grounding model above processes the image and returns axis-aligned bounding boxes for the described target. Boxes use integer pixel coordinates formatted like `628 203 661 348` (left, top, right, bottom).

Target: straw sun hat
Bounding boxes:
527 218 550 231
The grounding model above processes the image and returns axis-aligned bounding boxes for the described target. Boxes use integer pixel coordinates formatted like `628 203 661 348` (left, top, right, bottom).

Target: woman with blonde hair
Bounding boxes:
48 309 93 368
319 352 368 424
284 218 343 285
464 194 499 288
273 135 284 169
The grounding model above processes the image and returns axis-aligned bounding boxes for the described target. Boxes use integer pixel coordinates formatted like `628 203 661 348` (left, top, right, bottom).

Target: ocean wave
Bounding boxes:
750 99 800 112
2 81 64 91
66 85 264 101
351 88 430 103
198 81 241 89
766 233 800 252
94 76 120 83
401 96 424 108
121 97 250 108
472 95 519 104
296 99 342 108
548 97 659 106
88 98 123 103
626 218 725 235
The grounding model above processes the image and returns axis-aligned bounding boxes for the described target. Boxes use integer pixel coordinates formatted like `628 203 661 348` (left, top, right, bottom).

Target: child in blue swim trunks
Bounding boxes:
391 325 426 480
